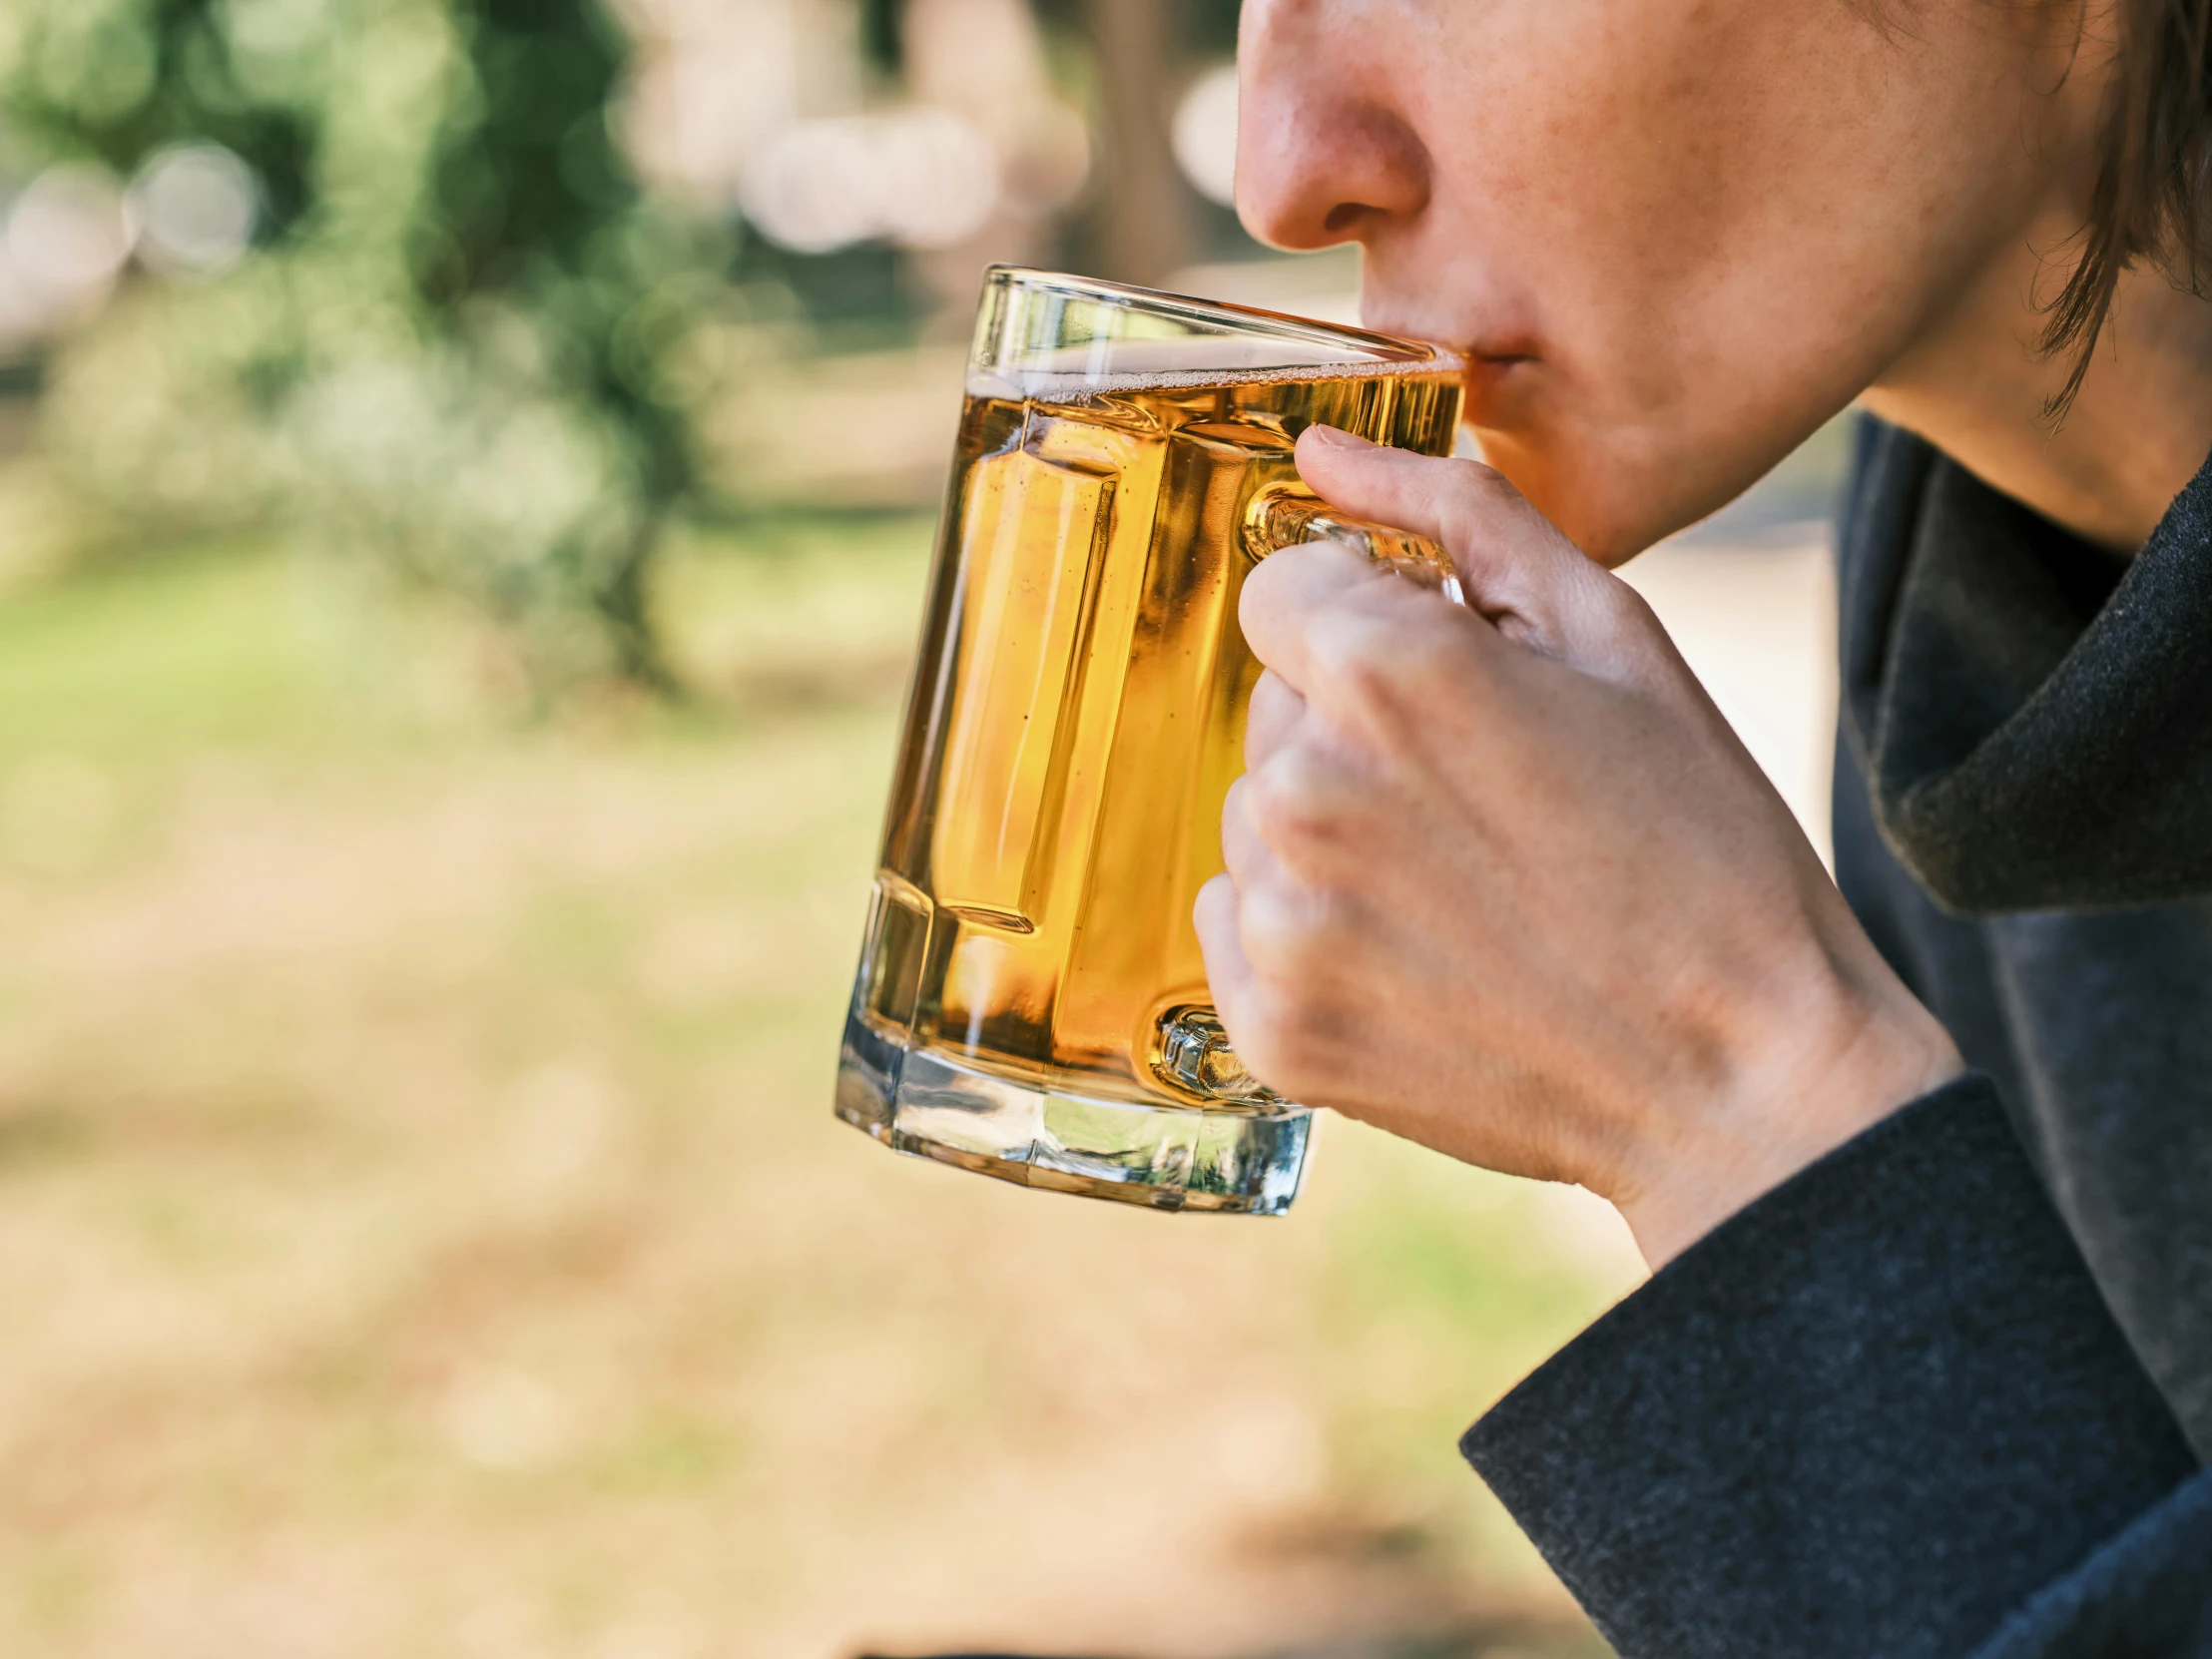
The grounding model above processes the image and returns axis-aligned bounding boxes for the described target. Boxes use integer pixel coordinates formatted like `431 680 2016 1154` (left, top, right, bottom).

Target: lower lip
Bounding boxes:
1460 353 1534 408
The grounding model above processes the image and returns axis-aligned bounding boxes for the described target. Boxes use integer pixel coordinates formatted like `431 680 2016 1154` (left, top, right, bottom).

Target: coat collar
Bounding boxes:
1838 417 2212 914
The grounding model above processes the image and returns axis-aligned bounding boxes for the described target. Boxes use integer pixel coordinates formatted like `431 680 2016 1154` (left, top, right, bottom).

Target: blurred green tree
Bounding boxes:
0 0 723 695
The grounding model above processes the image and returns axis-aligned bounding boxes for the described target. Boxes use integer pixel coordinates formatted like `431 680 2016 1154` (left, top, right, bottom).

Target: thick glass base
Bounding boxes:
836 1007 1311 1215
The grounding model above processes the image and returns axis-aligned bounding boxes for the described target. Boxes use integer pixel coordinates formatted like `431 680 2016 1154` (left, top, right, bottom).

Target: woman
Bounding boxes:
1199 1 2212 1653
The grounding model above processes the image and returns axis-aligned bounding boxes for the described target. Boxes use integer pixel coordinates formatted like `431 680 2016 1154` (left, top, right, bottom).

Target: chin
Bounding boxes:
1456 362 1643 562
1466 425 1655 567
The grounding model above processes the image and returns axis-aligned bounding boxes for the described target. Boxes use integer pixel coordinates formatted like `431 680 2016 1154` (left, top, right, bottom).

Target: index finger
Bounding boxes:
1294 427 1623 667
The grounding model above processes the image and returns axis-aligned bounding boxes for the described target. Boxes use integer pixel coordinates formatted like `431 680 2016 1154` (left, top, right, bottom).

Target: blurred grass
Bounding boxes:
0 543 332 763
0 520 1632 1659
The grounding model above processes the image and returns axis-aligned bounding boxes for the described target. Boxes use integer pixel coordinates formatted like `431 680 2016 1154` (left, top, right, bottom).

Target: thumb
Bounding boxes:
1294 425 1642 675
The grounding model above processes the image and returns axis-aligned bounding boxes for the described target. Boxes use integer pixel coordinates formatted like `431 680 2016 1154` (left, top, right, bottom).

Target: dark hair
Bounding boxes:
2045 0 2212 409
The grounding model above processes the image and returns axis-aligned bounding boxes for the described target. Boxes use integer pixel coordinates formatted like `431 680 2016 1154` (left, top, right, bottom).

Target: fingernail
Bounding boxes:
1306 425 1373 449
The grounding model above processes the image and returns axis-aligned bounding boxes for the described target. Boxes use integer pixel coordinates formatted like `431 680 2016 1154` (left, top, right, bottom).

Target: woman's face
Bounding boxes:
1237 0 2108 562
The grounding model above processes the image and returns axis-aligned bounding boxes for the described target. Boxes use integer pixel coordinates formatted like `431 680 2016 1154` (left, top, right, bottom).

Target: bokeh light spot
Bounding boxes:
1173 62 1240 209
130 144 261 276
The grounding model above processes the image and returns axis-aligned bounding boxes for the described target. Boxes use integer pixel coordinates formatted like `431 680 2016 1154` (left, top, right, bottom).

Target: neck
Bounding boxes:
1863 232 2212 553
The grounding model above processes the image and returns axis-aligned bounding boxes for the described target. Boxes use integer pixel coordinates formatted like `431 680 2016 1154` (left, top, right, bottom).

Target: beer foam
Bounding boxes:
967 334 1461 402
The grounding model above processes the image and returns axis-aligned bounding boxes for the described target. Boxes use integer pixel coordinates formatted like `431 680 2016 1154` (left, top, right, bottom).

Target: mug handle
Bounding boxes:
1242 481 1467 606
1148 479 1467 1110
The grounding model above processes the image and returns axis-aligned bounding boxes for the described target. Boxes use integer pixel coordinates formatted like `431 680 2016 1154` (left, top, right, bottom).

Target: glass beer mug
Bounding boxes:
836 268 1464 1215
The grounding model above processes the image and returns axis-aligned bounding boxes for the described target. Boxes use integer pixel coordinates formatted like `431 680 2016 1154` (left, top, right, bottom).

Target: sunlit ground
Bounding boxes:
0 496 1831 1659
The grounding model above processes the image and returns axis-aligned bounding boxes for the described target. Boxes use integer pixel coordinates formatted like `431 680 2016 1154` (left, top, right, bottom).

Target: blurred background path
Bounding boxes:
0 4 1843 1656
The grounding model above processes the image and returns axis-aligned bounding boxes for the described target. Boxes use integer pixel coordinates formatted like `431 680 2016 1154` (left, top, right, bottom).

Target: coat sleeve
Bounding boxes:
1459 1074 2209 1659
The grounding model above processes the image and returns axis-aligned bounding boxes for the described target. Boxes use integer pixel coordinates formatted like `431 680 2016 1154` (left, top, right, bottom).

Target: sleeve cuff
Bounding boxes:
1461 1074 2198 1659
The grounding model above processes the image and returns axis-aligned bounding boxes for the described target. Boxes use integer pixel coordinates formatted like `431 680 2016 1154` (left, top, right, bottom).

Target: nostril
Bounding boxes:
1323 203 1367 236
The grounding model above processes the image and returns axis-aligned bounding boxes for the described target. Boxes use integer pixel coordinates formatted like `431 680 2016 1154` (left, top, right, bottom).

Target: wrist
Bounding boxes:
1610 966 1963 1270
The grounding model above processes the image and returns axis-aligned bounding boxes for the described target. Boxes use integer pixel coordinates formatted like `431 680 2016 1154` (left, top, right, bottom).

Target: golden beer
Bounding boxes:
837 269 1463 1213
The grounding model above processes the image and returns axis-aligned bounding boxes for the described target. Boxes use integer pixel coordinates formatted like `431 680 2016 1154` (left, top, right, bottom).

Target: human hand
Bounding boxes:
1194 427 1962 1267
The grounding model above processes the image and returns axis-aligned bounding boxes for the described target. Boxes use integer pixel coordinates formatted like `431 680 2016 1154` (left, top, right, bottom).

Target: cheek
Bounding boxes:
1398 0 2047 557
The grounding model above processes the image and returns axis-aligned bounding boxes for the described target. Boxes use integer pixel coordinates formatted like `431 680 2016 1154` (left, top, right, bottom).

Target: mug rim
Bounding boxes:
976 263 1461 376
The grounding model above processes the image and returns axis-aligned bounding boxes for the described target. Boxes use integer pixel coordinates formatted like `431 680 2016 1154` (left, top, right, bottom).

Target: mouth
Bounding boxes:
1455 350 1538 422
1366 314 1537 374
1361 307 1539 415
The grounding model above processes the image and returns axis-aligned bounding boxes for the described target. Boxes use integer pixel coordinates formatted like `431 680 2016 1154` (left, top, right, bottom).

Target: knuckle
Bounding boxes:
1232 875 1304 960
1391 597 1475 680
1237 551 1307 640
1249 667 1302 725
1221 771 1255 831
1192 868 1239 937
1228 882 1371 1102
1236 879 1339 981
1312 595 1471 734
1240 546 1293 614
1245 747 1361 871
1225 982 1329 1099
1432 460 1518 545
1219 780 1269 880
1309 607 1405 711
1242 546 1364 658
1573 571 1684 682
1582 567 1651 634
1243 672 1305 768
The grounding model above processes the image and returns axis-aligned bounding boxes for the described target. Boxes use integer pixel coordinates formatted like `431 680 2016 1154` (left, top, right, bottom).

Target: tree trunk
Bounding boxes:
1082 0 1196 287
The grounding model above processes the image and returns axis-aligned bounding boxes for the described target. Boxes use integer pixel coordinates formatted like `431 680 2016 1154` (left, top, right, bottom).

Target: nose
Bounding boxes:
1235 0 1429 253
